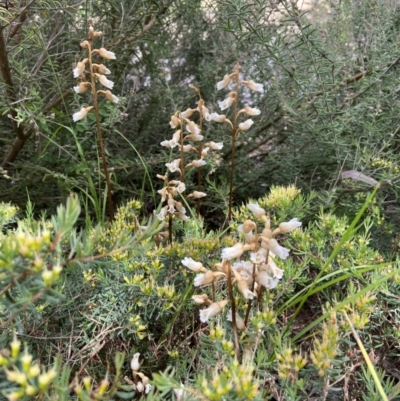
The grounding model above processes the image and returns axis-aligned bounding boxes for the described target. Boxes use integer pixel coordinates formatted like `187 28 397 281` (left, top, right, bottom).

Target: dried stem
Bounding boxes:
226 260 240 359
228 63 240 221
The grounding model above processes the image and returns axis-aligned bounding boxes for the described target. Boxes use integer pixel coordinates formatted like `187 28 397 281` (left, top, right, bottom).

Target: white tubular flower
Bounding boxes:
277 218 302 233
181 257 206 272
218 92 236 110
174 201 186 214
227 309 246 330
237 219 256 234
257 271 280 289
222 243 245 260
93 48 116 60
194 271 225 287
181 144 194 152
186 159 206 168
217 74 232 90
186 133 204 142
201 147 210 158
250 249 267 264
176 212 190 221
265 238 290 260
263 258 284 279
99 90 119 103
247 203 266 219
73 106 94 122
156 205 169 221
242 79 264 92
192 294 211 304
180 108 196 119
238 119 254 131
201 105 210 120
185 120 201 136
130 353 140 372
73 59 88 78
157 187 168 202
170 114 180 128
241 106 261 116
232 269 256 300
205 141 223 150
94 73 114 89
73 82 90 94
209 112 227 122
93 63 111 74
172 130 181 143
199 300 229 323
175 182 186 193
187 191 207 199
166 158 181 173
160 139 174 148
80 40 90 49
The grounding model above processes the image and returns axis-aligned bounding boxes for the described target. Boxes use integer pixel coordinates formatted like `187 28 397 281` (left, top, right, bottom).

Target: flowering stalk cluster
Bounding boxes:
130 353 151 394
182 202 301 357
72 20 118 221
156 85 224 242
215 64 264 220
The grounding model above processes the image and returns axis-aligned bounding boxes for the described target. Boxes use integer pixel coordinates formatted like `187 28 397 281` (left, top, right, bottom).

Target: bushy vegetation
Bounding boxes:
1 0 400 400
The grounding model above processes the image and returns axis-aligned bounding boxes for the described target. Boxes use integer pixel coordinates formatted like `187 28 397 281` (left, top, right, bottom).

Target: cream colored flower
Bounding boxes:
130 353 140 372
94 73 114 89
176 212 190 221
218 92 236 110
222 243 245 260
209 112 227 122
80 40 90 48
180 108 196 119
237 219 256 234
170 114 180 128
187 191 207 198
185 120 201 136
217 74 232 90
93 63 111 74
201 147 210 158
192 294 211 304
205 141 224 150
247 203 266 219
227 309 246 330
262 258 284 279
157 187 168 202
232 269 256 299
186 159 206 168
73 59 88 78
240 106 261 116
250 249 267 264
201 105 210 120
156 205 169 221
242 79 264 92
186 133 204 142
93 48 116 59
257 271 280 289
166 158 181 173
238 119 254 131
181 257 206 272
99 90 119 103
277 218 302 234
73 82 90 93
194 271 225 287
73 106 94 122
199 300 229 323
262 238 290 260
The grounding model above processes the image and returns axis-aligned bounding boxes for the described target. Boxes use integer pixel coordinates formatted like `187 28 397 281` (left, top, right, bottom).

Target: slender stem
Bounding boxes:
226 260 240 359
87 41 114 222
168 213 173 245
179 118 185 182
228 63 240 221
244 262 257 326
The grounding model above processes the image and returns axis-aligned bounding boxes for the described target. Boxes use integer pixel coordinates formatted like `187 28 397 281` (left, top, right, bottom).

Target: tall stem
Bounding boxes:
228 63 240 221
88 41 114 222
226 260 240 359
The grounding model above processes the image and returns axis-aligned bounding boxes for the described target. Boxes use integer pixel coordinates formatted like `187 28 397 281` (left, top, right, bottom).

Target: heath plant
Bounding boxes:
72 19 119 222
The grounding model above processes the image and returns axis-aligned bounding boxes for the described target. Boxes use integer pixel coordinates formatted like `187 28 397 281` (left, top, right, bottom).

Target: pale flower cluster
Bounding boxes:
181 203 301 325
130 353 151 394
156 87 225 221
72 24 118 122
